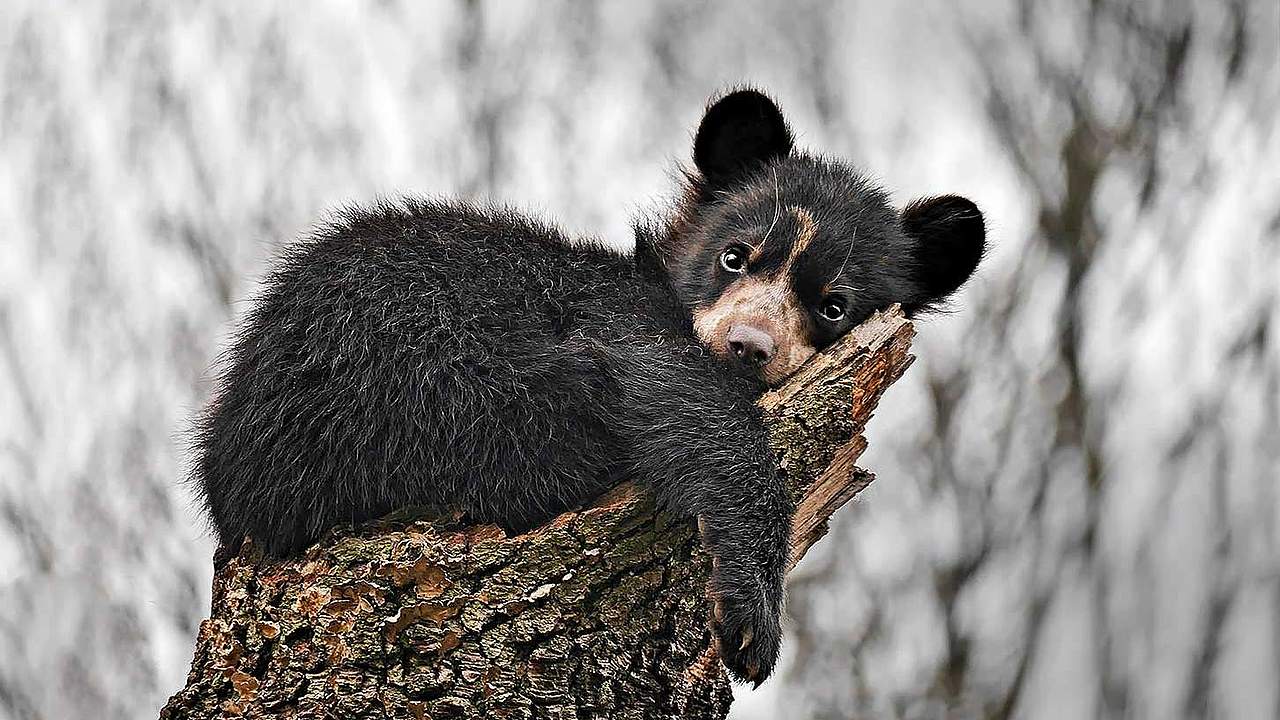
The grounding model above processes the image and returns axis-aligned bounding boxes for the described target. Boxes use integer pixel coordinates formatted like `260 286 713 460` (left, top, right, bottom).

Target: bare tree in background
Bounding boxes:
782 1 1280 718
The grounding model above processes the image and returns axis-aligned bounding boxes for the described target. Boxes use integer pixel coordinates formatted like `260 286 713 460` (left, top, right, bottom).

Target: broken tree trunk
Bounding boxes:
160 307 915 720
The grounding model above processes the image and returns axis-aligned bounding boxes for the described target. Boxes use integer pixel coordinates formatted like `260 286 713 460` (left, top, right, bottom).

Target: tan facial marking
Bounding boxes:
693 205 822 384
692 276 817 385
787 206 818 267
748 205 819 268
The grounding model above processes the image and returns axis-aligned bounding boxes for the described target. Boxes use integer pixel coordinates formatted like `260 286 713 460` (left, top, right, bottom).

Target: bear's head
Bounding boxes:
653 89 986 385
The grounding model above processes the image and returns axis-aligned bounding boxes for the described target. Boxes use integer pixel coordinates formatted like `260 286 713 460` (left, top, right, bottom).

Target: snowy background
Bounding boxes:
1 1 1277 718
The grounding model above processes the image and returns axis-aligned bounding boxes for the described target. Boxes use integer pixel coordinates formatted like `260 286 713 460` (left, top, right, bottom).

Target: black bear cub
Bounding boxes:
195 89 985 684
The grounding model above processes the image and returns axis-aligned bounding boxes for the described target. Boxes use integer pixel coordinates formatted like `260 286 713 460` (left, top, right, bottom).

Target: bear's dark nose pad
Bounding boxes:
727 325 776 367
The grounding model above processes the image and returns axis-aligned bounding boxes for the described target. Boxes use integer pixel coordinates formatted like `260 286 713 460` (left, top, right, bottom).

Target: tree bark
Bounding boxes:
160 307 915 720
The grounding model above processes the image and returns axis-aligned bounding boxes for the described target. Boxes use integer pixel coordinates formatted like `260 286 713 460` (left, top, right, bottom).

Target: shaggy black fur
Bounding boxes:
194 89 985 684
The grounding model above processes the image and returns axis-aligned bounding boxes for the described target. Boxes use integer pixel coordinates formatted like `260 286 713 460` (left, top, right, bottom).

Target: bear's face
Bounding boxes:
661 90 986 385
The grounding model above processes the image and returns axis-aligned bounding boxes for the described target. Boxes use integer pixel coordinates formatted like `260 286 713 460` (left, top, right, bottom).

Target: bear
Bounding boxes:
193 88 986 685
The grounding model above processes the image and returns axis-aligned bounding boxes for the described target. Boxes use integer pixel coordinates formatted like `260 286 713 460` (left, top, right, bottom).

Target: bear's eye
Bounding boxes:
719 246 749 274
818 298 846 323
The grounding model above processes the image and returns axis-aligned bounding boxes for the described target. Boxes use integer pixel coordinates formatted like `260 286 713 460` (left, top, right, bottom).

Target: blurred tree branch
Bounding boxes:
922 1 1273 716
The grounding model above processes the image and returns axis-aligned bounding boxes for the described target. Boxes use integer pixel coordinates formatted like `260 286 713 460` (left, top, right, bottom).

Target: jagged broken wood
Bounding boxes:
160 306 915 720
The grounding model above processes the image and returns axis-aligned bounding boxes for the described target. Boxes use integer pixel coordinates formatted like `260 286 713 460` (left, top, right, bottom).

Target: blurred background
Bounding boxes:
1 1 1277 718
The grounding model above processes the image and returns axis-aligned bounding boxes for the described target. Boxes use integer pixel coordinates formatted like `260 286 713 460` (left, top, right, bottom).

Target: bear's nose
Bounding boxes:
727 325 776 367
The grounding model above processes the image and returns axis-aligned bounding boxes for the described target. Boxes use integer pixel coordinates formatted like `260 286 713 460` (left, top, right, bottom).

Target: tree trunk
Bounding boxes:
160 307 915 720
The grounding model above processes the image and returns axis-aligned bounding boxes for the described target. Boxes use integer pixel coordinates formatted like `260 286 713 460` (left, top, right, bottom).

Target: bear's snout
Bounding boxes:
727 324 776 367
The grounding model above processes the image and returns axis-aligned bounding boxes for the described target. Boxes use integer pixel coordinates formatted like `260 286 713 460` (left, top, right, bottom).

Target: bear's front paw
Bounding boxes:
707 576 782 687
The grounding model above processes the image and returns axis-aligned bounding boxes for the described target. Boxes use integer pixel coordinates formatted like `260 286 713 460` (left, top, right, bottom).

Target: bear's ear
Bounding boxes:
693 89 793 188
902 195 986 310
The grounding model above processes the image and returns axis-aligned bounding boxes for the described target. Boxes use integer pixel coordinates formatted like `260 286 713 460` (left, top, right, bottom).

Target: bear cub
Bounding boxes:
194 89 986 684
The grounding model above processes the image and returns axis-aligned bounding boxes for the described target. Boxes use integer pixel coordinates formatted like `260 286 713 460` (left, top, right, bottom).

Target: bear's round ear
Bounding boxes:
693 89 793 188
902 195 986 310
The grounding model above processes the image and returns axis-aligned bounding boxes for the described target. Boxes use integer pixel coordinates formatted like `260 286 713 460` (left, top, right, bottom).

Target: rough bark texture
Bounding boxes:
160 307 915 720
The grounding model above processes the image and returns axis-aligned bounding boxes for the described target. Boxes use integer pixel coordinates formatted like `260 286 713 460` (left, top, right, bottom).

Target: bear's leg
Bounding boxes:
603 339 791 685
